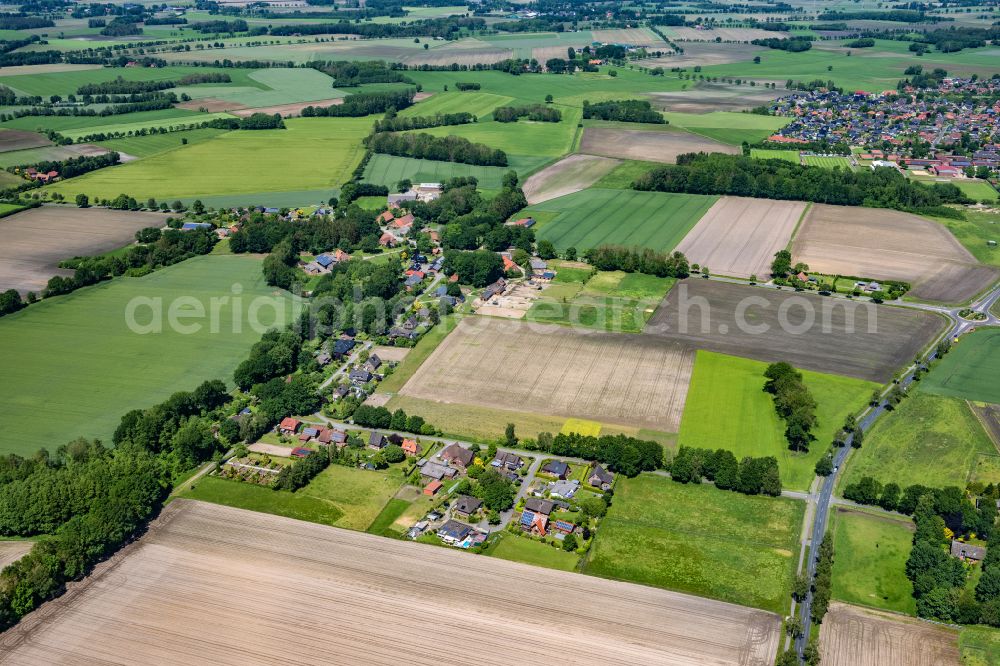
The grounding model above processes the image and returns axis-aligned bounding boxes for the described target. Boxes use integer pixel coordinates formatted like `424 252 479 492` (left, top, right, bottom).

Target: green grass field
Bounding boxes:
585 475 803 613
922 329 1000 404
526 270 674 333
952 179 1000 202
399 91 514 119
592 160 661 189
830 508 916 615
175 476 345 525
363 153 510 190
936 212 1000 268
0 66 244 97
300 464 404 531
172 68 341 107
962 626 1000 666
366 498 410 536
750 148 800 163
522 188 717 253
663 111 790 145
802 155 853 169
486 532 579 571
96 128 229 158
2 108 207 133
678 351 878 491
47 117 371 201
58 113 237 142
0 254 296 456
842 392 998 490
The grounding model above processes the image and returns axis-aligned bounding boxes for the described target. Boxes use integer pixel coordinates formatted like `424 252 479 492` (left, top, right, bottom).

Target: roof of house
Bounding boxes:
441 444 474 467
524 498 556 515
366 354 382 369
401 438 420 454
542 460 569 476
315 254 335 267
549 479 580 497
291 447 312 458
437 520 473 540
369 431 385 446
951 540 987 560
350 368 372 382
590 464 614 485
420 461 453 480
492 451 522 468
453 495 483 515
279 417 300 431
424 479 443 494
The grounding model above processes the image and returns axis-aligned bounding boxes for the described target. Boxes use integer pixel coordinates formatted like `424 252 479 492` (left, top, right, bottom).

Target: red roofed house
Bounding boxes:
379 232 397 247
428 230 440 242
291 447 312 458
391 213 415 229
377 210 394 224
796 271 809 282
424 479 442 495
402 438 421 456
502 255 518 272
931 164 961 177
278 417 301 435
333 249 350 263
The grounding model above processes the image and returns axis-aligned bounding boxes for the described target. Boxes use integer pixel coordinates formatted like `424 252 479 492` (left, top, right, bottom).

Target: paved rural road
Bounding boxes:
789 279 1000 660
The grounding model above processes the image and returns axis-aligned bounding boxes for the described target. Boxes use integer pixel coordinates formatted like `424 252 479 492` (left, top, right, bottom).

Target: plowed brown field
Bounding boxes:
400 317 694 431
819 602 960 666
0 500 783 666
580 127 739 163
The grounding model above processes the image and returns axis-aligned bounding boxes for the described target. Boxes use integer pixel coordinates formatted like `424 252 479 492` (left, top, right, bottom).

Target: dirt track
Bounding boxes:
791 204 998 304
522 154 621 204
676 196 805 278
819 602 960 666
0 500 782 665
401 317 695 431
644 279 945 382
0 206 170 295
580 127 739 164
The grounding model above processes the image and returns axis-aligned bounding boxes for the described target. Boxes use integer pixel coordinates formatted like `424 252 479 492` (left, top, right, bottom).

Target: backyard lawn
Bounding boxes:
486 532 579 572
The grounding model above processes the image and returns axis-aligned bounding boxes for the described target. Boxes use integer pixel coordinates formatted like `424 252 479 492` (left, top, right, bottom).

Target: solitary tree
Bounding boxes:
75 193 89 208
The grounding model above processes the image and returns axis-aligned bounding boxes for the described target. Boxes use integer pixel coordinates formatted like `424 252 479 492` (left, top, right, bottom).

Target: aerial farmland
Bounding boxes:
0 1 999 663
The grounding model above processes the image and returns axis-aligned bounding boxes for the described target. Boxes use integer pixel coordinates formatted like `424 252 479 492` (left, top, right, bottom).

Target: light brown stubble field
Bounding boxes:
791 204 998 303
580 127 739 163
522 154 621 204
0 500 783 666
819 602 960 666
676 196 806 278
0 206 171 295
399 317 694 431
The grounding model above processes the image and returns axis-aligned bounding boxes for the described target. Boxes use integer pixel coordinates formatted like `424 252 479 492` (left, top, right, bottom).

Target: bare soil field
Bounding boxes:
644 280 945 382
648 81 785 113
400 317 695 431
0 64 102 77
592 28 664 46
580 127 739 163
248 443 294 457
0 129 50 153
819 602 960 666
371 345 410 362
0 541 32 570
232 98 344 118
971 402 1000 448
638 43 766 72
523 154 621 205
664 27 780 42
792 204 999 303
676 196 806 278
0 500 782 666
0 206 170 295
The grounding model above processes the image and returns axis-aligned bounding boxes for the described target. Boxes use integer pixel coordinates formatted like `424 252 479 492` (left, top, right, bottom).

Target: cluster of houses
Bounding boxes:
767 80 1000 176
22 167 59 183
380 183 442 247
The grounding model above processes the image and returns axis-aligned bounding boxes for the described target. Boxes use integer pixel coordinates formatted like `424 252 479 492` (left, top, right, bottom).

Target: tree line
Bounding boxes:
517 432 662 478
493 104 562 123
373 111 475 133
205 112 284 130
0 375 235 627
751 37 813 52
268 16 484 38
301 89 416 117
0 14 53 29
368 131 507 166
309 60 414 87
582 99 666 124
669 446 782 496
14 151 120 180
633 153 970 218
764 362 818 452
583 245 690 279
352 405 437 436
